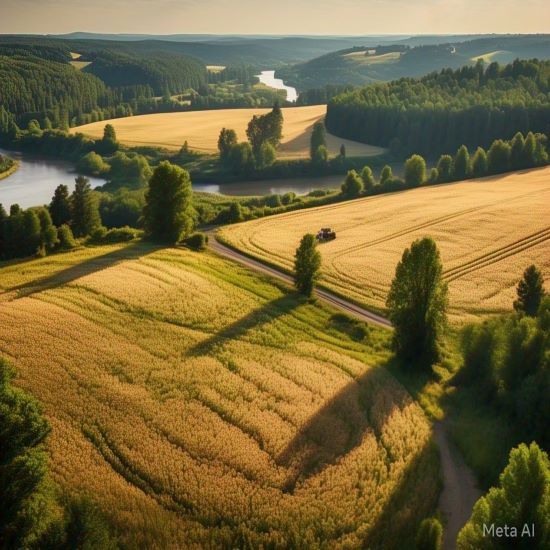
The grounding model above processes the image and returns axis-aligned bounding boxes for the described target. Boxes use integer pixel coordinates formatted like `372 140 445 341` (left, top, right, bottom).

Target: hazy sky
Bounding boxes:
2 0 549 35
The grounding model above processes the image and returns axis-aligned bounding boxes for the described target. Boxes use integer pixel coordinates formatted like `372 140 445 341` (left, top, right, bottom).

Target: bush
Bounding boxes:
90 226 139 244
57 224 77 250
185 232 208 251
415 518 443 550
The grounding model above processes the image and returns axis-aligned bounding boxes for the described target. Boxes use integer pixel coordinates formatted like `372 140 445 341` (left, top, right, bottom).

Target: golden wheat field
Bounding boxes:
70 105 386 159
219 167 550 322
0 244 437 548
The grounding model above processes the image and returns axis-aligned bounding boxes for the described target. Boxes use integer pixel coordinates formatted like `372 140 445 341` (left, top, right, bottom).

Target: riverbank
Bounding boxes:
0 158 19 181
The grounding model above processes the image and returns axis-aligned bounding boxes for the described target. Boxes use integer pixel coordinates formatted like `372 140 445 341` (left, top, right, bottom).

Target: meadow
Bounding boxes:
219 167 550 322
71 105 386 159
0 243 437 548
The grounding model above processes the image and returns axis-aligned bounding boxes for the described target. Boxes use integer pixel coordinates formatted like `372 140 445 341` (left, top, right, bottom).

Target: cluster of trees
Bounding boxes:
0 357 117 548
0 176 101 260
340 131 549 200
0 152 15 175
217 104 284 174
459 265 548 449
327 59 550 156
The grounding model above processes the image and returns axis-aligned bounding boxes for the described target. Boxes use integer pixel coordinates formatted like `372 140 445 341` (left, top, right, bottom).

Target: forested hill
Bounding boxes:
326 59 550 157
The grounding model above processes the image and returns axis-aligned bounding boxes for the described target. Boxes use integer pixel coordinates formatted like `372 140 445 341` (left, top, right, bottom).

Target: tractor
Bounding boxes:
316 227 336 242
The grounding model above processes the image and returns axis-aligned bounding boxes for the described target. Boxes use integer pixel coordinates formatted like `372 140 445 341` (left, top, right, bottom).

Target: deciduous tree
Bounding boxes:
294 234 321 297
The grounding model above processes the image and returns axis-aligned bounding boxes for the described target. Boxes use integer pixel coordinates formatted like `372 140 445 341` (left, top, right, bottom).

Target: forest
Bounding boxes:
326 58 550 156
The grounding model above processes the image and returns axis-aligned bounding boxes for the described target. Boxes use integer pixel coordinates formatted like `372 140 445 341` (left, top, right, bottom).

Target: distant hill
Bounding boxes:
279 34 550 90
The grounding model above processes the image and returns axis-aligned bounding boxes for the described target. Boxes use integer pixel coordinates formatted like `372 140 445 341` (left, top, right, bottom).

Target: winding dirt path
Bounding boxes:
208 233 481 548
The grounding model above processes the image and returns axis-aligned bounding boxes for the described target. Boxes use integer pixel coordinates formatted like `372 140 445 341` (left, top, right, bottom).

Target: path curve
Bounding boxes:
208 231 481 548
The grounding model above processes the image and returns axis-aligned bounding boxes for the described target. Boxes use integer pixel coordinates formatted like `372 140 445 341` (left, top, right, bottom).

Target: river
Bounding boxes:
256 70 298 103
0 148 343 209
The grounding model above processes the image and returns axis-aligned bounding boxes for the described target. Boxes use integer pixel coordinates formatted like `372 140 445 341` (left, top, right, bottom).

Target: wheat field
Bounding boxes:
219 168 550 322
70 105 386 159
0 244 437 548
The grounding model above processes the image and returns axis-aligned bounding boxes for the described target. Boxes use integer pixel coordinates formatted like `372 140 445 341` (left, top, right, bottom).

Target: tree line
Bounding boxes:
326 58 550 156
339 130 549 199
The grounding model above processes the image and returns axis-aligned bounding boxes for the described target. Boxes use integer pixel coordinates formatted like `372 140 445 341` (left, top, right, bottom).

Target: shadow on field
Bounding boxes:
277 363 411 493
6 241 160 300
188 293 302 355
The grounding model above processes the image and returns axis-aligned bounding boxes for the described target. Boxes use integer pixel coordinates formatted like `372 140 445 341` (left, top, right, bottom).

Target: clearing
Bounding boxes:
0 243 437 548
70 105 386 159
218 167 550 322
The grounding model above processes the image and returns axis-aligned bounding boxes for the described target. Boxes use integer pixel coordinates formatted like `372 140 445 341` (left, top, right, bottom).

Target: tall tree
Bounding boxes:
71 176 101 237
436 155 453 183
487 139 511 174
143 161 194 243
361 166 376 191
341 170 363 198
49 184 72 227
294 234 321 297
218 128 238 162
453 145 470 180
310 121 327 160
379 165 393 186
514 265 546 316
404 154 426 187
471 147 488 177
386 237 448 366
458 442 550 549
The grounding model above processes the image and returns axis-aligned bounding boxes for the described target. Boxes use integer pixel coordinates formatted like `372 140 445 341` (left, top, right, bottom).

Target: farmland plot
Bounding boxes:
219 168 550 321
0 244 437 548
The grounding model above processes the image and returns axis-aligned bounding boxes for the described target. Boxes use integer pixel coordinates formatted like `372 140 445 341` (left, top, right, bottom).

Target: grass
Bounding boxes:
0 242 438 548
219 167 550 323
70 105 387 159
342 51 402 65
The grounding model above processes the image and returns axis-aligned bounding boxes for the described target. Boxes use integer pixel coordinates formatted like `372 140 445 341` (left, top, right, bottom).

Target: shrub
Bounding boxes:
415 518 443 550
58 224 77 250
90 226 139 244
185 232 208 251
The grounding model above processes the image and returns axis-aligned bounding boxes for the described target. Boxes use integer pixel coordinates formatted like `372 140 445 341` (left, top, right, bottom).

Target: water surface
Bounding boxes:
256 70 298 103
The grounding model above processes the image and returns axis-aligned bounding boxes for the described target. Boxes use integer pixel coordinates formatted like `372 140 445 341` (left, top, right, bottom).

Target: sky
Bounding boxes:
1 0 549 35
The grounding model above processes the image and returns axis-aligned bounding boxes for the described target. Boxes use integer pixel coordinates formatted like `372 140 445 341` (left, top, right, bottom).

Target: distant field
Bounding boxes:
343 51 401 65
470 50 514 64
0 244 436 547
219 168 550 322
71 105 386 159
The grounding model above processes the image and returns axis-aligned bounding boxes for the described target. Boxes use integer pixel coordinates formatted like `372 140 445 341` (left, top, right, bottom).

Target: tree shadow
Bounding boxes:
4 241 159 300
188 293 304 356
276 362 412 493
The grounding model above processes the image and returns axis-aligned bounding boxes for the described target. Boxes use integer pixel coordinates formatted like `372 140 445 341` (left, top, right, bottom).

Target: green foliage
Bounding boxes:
98 188 144 229
294 233 321 297
90 226 139 244
143 161 194 243
71 176 101 238
457 442 550 549
218 128 238 161
228 142 255 175
34 207 59 254
453 145 471 180
471 147 488 177
379 165 393 186
49 184 72 227
416 518 443 550
386 237 448 366
107 151 152 188
436 155 453 183
76 152 110 177
487 139 511 174
514 265 546 317
246 104 283 156
360 165 376 191
404 154 426 187
310 121 327 159
185 232 208 251
257 141 277 169
227 201 244 224
341 169 363 197
57 224 77 250
311 144 329 167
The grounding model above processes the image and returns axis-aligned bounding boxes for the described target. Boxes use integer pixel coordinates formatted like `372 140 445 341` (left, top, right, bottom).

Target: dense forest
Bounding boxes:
326 59 550 156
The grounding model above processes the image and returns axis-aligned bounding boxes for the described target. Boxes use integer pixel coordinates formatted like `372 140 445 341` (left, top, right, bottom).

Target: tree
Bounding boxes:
514 265 546 316
58 224 77 250
228 142 255 175
341 170 363 198
294 234 321 297
35 207 58 254
257 141 276 169
71 176 101 237
379 165 393 186
522 131 537 168
246 105 283 157
453 145 470 180
143 161 194 243
361 166 376 191
97 123 119 155
487 139 511 174
416 518 443 550
428 167 439 184
386 237 448 366
457 442 550 549
404 154 426 187
227 202 244 224
436 155 453 182
76 152 109 177
218 128 237 162
339 144 346 158
49 184 72 227
471 147 488 177
310 121 327 160
20 209 41 257
312 145 329 167
510 131 525 169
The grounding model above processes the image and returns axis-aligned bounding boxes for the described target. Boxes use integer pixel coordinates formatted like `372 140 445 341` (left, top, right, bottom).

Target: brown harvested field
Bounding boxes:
219 168 550 322
70 105 386 159
0 244 437 548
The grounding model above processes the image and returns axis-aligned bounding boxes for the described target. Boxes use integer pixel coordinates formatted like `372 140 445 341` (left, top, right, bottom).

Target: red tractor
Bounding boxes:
316 227 336 242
